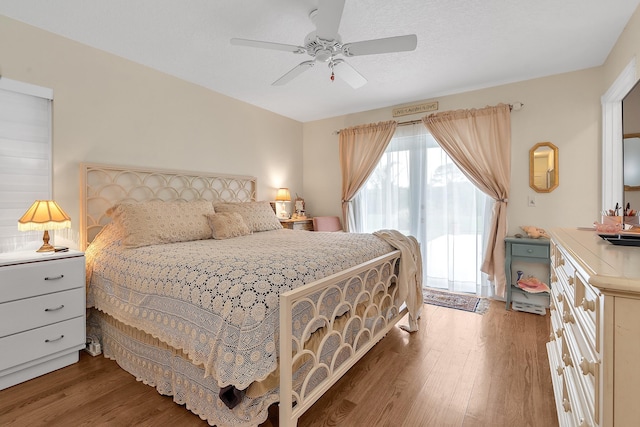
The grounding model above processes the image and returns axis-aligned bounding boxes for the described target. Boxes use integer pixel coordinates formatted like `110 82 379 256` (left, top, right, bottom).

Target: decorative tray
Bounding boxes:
598 233 640 246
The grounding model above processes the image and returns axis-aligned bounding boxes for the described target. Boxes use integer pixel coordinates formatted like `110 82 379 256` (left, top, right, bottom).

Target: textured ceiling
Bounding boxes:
1 0 638 122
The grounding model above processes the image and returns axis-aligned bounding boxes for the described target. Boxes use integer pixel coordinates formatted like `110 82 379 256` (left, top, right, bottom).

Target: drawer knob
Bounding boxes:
578 419 589 427
579 357 596 376
562 398 571 412
568 276 574 286
562 353 573 367
556 328 563 338
581 298 596 312
45 334 65 343
557 294 564 302
563 311 575 324
556 364 564 375
527 248 534 253
44 274 64 281
559 258 565 266
44 304 65 312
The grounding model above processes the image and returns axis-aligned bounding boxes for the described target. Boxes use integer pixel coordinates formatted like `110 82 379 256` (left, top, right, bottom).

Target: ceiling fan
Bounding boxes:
230 0 417 88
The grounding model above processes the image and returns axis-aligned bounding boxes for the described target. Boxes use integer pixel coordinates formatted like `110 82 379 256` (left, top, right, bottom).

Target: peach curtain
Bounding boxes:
422 104 511 297
339 121 397 231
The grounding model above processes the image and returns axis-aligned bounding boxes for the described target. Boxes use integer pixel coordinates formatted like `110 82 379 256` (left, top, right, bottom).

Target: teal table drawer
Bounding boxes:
511 243 549 259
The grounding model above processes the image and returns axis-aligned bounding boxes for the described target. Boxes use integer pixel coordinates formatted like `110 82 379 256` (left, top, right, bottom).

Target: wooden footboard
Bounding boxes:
279 250 405 426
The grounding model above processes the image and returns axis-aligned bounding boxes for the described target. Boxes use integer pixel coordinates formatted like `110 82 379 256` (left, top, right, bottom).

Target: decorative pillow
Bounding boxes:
107 199 214 248
206 212 251 240
213 201 283 232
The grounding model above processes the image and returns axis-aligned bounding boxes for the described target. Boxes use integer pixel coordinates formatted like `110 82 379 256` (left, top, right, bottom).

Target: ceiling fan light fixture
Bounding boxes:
315 48 332 62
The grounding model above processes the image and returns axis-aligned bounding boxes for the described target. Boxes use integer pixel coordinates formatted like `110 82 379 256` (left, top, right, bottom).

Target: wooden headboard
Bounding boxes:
79 163 257 250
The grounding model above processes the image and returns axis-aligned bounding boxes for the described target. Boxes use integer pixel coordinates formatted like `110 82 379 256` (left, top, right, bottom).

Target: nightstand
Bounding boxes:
504 237 550 314
280 218 314 231
0 250 86 390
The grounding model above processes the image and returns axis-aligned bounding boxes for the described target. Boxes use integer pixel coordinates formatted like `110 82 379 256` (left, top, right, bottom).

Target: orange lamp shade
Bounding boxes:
18 200 71 252
275 188 291 202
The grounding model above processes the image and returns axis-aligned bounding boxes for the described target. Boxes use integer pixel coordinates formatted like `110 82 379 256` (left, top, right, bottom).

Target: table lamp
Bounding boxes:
18 200 71 252
275 188 291 219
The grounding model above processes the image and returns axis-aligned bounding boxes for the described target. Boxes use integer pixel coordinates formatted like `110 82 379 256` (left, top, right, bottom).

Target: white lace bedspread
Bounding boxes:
86 226 394 390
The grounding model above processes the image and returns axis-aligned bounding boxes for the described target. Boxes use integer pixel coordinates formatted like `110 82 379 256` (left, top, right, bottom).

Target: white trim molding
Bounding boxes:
601 57 637 212
0 77 53 100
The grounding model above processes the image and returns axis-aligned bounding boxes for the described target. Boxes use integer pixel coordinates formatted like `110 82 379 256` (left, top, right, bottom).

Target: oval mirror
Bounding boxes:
529 142 559 193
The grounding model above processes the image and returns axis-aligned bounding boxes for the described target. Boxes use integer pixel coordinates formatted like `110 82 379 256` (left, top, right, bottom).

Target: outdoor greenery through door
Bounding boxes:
353 124 491 296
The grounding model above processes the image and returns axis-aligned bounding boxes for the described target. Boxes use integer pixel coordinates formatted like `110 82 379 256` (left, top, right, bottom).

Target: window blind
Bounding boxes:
0 78 53 253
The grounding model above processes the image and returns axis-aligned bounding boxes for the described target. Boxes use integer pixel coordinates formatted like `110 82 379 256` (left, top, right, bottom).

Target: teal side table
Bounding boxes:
504 236 551 311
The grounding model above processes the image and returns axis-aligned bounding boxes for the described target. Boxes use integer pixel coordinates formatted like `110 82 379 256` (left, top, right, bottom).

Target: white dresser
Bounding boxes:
547 228 640 426
0 250 85 390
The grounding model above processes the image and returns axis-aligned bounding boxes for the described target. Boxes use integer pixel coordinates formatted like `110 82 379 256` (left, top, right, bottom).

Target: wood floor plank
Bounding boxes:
0 300 558 427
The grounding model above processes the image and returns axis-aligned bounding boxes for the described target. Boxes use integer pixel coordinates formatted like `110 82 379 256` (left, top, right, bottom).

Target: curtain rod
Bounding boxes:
334 102 523 135
333 102 524 135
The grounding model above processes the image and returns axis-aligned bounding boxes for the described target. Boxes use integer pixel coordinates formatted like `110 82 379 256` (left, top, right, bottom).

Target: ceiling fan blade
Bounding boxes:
342 34 418 56
272 61 316 86
332 59 367 89
231 38 305 54
315 0 345 40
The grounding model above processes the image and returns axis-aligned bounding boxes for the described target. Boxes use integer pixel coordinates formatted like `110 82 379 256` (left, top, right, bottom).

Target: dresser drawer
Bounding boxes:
0 316 85 372
563 363 594 427
550 291 565 340
562 317 597 417
547 338 579 427
511 243 549 258
555 260 576 303
0 256 84 303
0 287 85 338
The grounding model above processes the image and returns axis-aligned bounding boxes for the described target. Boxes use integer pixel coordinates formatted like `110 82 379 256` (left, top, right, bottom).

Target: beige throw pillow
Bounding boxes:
107 199 214 248
213 201 282 232
207 212 251 240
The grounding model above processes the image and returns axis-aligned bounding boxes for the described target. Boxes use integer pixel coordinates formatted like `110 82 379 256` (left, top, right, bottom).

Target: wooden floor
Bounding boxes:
0 300 558 427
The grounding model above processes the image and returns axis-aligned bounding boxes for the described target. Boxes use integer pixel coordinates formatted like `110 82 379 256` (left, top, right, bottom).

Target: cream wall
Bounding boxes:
602 5 640 89
303 68 603 235
0 16 303 249
303 4 640 234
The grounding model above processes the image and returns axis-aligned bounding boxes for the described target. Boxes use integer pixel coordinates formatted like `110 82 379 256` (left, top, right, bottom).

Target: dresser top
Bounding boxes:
549 228 640 294
0 249 84 268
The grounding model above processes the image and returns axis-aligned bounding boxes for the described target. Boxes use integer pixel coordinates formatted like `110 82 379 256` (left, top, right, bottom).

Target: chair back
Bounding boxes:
313 216 342 231
312 216 343 232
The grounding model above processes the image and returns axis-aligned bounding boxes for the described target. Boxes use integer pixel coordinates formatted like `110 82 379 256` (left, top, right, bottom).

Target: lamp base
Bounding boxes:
36 243 55 253
36 230 55 252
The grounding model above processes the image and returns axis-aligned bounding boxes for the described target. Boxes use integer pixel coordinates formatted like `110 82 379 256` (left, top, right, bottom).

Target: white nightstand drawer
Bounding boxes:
0 316 85 372
0 287 85 338
0 256 84 303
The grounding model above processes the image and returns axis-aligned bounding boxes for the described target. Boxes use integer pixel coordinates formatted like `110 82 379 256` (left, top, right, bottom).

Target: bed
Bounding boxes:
81 163 421 426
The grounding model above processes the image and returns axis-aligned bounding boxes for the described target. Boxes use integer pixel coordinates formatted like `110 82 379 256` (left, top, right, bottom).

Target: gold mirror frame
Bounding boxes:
529 142 559 193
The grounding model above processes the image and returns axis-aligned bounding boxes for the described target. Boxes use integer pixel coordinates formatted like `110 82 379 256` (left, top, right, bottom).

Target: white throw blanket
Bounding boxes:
373 229 423 332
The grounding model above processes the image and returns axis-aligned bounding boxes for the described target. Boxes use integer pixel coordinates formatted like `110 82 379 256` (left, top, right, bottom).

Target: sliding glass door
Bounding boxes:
353 124 491 295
